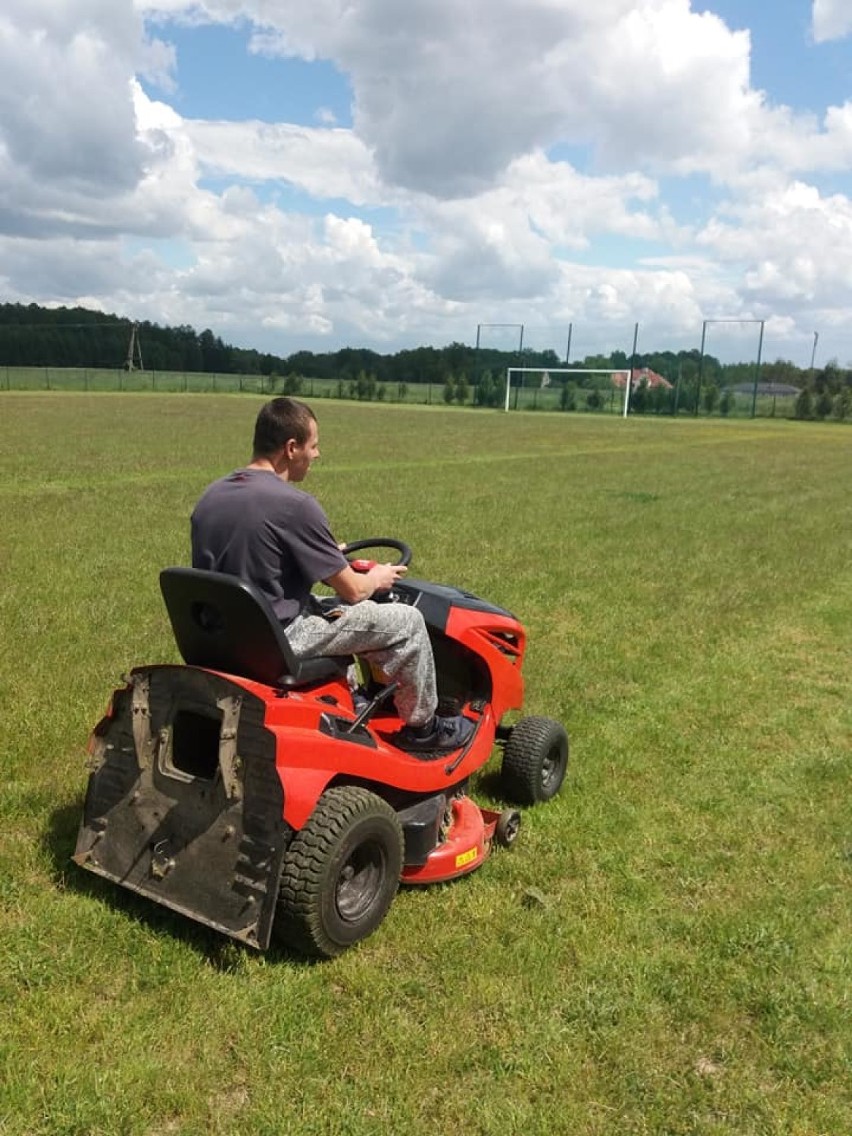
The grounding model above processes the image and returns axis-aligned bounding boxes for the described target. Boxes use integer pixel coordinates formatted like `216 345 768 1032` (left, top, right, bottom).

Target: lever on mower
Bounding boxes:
348 681 399 732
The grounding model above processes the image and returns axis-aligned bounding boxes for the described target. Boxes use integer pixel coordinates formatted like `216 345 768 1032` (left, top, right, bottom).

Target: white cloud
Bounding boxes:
185 120 380 203
0 1 850 366
136 1 764 194
694 179 852 341
812 0 852 43
0 1 145 195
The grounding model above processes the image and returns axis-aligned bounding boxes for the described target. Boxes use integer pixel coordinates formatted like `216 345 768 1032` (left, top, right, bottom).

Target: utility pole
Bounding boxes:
124 322 143 371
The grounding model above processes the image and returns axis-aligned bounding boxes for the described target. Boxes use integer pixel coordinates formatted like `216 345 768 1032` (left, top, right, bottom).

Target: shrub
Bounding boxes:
586 389 604 411
794 388 813 420
814 390 833 420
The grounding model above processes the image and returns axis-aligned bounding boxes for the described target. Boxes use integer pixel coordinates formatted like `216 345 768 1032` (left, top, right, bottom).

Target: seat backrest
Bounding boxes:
159 567 349 688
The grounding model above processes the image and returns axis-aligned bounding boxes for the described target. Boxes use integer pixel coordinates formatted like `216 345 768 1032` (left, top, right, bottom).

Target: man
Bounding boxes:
191 396 473 752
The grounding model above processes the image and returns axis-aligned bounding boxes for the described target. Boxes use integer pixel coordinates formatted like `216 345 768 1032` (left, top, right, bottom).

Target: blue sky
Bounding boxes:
1 1 852 366
152 23 354 128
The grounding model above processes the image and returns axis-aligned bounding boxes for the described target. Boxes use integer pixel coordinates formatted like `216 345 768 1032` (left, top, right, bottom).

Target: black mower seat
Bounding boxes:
159 567 352 688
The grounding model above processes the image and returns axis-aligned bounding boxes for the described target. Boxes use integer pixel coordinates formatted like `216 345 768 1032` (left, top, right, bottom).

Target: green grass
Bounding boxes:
1 394 850 1135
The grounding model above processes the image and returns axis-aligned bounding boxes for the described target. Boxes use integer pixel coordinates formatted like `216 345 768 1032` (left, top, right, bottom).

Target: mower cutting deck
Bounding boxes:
74 540 568 958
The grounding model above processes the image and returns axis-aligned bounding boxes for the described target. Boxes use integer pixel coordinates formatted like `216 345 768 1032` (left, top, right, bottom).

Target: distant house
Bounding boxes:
612 367 673 391
730 382 800 397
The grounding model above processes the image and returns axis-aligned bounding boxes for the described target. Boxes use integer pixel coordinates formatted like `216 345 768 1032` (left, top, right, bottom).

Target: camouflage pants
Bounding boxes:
284 600 437 726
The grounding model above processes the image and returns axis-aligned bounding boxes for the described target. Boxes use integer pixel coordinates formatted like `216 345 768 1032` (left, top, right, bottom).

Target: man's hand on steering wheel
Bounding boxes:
325 538 412 605
370 561 408 592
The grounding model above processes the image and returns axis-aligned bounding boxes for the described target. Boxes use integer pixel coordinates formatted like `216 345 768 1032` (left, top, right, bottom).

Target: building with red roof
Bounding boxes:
612 367 673 391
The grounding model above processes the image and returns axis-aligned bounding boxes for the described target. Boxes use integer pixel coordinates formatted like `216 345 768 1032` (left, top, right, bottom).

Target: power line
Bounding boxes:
0 321 133 329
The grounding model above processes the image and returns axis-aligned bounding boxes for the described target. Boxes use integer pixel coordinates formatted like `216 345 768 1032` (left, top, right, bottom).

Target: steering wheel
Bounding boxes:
340 538 412 572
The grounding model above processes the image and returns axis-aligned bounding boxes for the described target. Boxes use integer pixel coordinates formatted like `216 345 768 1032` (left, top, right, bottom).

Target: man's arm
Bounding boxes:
324 562 407 605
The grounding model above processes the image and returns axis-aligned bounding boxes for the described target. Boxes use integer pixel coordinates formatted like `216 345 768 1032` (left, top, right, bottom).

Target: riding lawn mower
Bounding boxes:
73 540 569 958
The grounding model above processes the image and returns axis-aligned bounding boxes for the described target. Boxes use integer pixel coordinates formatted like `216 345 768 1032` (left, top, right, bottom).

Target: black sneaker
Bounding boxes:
390 714 475 753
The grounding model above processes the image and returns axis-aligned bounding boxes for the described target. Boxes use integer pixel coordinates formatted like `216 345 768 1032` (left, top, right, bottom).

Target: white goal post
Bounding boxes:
503 367 627 413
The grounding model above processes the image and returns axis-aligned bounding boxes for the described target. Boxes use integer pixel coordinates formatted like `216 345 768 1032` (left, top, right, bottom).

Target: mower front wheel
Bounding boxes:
501 716 569 805
274 786 404 959
494 808 522 847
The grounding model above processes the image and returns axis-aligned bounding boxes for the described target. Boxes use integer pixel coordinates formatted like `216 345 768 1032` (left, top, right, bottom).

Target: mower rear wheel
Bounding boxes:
501 716 569 805
273 786 404 959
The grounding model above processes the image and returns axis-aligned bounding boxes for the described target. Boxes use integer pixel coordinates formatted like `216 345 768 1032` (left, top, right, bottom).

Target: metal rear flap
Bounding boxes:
73 665 288 950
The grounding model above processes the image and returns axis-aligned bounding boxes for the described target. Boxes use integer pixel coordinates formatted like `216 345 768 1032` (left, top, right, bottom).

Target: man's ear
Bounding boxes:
268 443 293 473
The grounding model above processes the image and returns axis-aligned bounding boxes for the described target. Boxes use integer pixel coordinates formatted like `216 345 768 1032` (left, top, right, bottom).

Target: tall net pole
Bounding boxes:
623 322 639 418
697 319 764 417
472 323 524 409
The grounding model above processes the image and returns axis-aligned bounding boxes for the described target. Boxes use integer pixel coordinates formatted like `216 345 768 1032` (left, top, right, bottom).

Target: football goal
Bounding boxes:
503 367 628 414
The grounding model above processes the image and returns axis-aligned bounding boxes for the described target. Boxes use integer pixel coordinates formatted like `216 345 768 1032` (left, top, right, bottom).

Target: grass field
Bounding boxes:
1 394 850 1135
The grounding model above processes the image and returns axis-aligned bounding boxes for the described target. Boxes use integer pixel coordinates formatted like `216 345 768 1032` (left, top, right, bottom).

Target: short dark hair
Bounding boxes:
252 397 316 457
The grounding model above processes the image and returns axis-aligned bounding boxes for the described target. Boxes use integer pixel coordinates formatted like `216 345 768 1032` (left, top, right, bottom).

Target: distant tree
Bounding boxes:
719 388 734 417
815 361 842 396
199 328 231 372
677 377 698 415
495 375 508 408
398 381 408 402
762 357 802 387
280 372 302 395
814 389 833 420
443 375 456 404
649 383 670 415
560 383 577 411
794 388 813 420
455 372 470 405
629 380 648 414
832 388 851 420
475 370 494 406
703 383 720 414
355 369 377 400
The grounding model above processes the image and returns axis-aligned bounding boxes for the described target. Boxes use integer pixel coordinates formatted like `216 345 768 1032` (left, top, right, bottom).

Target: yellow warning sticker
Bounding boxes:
455 847 479 869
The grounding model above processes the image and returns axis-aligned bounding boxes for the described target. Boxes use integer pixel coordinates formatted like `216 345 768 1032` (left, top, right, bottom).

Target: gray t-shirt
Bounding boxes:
190 469 348 623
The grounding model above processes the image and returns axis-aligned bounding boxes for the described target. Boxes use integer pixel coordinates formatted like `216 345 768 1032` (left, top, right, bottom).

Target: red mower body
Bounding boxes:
74 566 567 957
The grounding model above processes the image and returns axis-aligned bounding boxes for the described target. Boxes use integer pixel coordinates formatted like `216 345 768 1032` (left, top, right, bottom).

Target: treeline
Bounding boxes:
1 303 850 419
0 304 280 375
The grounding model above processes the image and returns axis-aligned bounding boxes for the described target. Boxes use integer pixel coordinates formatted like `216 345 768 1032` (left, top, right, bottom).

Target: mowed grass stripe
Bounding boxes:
1 408 845 496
